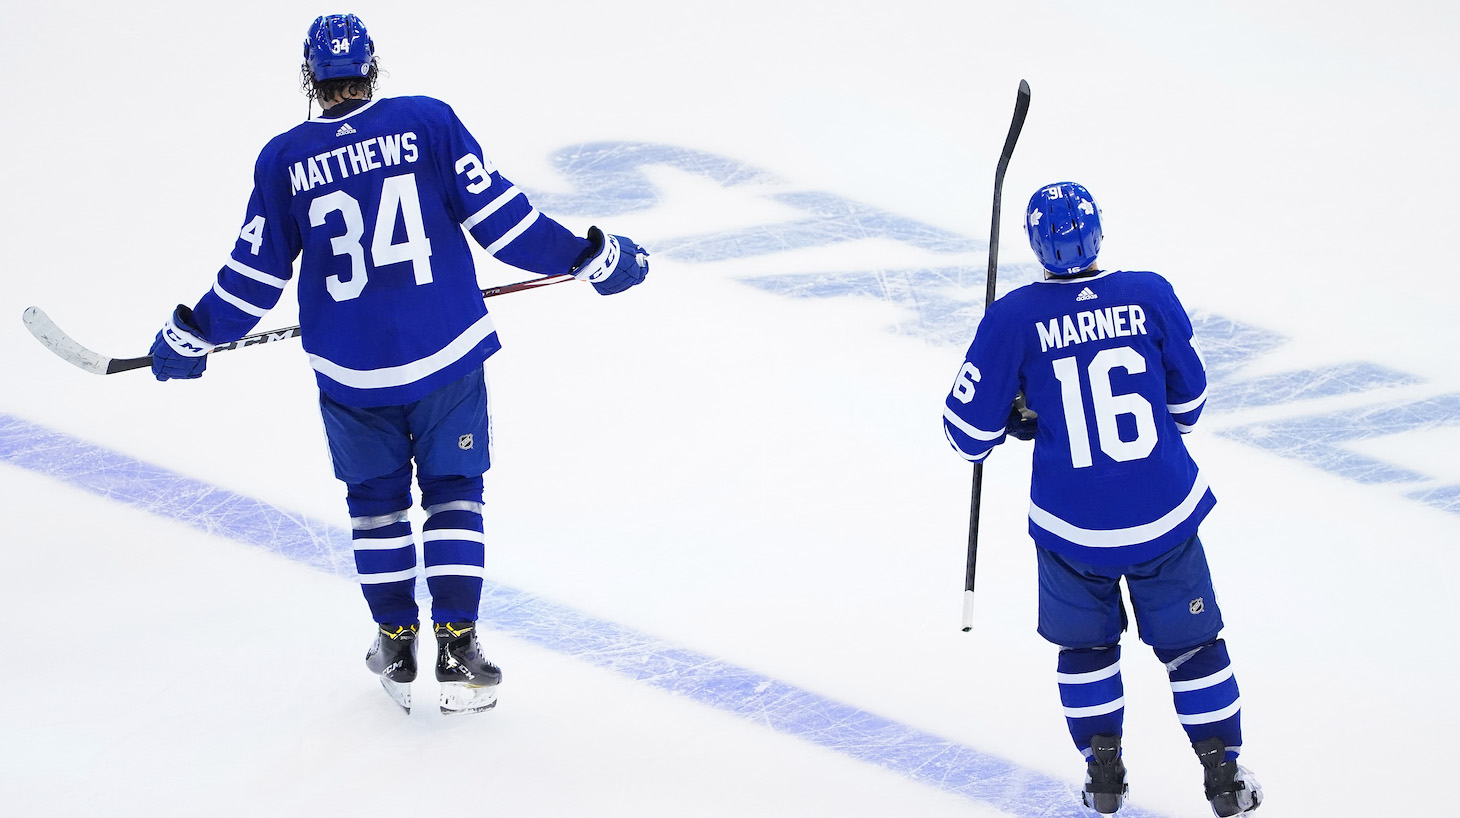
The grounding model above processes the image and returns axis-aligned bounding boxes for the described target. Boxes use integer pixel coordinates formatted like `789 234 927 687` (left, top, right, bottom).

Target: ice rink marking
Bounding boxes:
0 411 1168 818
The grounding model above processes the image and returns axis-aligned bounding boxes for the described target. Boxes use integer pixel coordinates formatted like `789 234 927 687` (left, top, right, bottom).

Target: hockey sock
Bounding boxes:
421 500 485 624
1057 645 1125 756
1156 638 1243 760
352 510 419 625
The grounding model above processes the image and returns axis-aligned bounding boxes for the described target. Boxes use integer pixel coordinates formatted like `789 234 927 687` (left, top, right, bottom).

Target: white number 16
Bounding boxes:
1051 346 1157 468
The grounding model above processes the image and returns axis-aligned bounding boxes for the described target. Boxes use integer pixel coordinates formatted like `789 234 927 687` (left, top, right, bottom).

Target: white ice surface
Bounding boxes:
2 2 1458 817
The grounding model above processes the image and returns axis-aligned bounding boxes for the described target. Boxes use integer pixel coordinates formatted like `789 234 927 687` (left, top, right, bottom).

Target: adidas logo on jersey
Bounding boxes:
335 123 357 137
1076 287 1098 301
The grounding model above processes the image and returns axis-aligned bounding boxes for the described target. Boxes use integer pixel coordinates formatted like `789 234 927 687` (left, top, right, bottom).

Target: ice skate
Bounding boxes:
364 622 418 713
1194 737 1262 816
1081 734 1128 815
434 621 502 715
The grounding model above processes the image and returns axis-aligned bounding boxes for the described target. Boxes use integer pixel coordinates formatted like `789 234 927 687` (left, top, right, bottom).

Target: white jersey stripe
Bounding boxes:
485 209 541 256
1168 390 1208 414
943 428 991 463
943 406 1005 442
1029 471 1211 548
211 281 270 317
224 257 290 289
461 186 523 231
308 314 497 390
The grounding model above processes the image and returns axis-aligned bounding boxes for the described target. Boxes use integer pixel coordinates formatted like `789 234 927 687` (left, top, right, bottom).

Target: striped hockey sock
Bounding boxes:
352 510 419 625
1057 645 1125 756
422 500 486 624
1158 638 1243 759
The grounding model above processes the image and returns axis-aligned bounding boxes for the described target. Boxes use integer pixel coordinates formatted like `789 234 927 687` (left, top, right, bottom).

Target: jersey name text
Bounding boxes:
288 132 420 195
1036 304 1147 352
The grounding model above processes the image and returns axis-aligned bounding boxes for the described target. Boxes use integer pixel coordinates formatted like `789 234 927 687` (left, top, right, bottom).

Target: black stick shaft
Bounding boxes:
964 80 1030 632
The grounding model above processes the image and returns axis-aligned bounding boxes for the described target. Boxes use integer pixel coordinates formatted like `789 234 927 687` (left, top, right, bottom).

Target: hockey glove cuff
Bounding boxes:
572 226 650 296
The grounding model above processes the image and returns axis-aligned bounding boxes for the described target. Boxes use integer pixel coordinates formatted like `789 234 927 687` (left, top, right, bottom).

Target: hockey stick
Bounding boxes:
963 79 1031 632
22 273 576 376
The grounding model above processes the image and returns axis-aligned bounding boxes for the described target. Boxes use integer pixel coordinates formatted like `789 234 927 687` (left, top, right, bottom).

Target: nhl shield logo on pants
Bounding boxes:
1189 597 1205 615
458 433 474 450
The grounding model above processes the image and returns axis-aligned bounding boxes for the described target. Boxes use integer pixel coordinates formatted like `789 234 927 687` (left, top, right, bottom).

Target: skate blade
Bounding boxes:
379 677 412 714
439 681 498 715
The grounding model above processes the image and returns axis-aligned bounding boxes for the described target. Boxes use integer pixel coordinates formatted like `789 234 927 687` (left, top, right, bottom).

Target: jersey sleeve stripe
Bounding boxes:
461 185 523 231
308 313 497 390
1168 389 1207 414
943 405 1005 441
943 427 992 462
1029 471 1212 548
210 281 270 317
484 208 541 256
224 257 290 288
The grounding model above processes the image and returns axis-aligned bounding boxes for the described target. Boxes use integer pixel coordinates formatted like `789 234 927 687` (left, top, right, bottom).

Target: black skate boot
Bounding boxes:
364 623 419 713
1081 734 1128 815
434 621 502 715
1194 737 1262 816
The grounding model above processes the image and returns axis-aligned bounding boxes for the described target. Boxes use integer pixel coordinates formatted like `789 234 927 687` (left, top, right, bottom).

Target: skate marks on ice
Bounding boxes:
532 141 1460 516
0 412 1168 818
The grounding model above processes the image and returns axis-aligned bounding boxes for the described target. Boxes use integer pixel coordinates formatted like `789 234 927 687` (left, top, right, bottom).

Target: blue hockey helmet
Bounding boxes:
1026 182 1102 275
303 14 375 81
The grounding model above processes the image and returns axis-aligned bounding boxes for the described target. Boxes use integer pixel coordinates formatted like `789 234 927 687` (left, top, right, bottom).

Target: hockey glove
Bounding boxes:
150 305 212 381
1006 393 1038 441
572 226 650 295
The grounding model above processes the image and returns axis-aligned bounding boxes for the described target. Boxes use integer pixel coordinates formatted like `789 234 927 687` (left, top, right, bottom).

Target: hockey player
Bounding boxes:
942 182 1261 816
149 14 650 715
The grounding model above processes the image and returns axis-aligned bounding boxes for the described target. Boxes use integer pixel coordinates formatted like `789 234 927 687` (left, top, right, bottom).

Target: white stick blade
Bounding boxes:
21 307 110 375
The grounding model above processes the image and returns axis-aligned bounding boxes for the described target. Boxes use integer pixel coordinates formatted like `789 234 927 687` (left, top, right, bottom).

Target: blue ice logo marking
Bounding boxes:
531 140 1460 516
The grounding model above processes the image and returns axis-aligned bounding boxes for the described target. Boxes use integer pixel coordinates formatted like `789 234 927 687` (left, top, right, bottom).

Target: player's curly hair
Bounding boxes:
300 58 381 104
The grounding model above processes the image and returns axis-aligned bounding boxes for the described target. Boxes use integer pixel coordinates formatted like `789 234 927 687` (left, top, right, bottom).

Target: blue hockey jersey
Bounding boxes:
188 96 589 407
943 270 1214 565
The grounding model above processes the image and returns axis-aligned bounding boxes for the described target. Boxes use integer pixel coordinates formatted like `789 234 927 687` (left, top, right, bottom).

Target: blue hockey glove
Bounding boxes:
150 305 212 381
1006 394 1038 441
572 226 649 295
